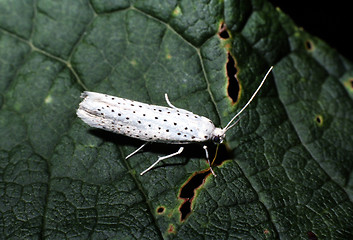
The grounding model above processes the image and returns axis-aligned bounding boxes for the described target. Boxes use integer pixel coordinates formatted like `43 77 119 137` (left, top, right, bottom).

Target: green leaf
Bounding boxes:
1 0 353 239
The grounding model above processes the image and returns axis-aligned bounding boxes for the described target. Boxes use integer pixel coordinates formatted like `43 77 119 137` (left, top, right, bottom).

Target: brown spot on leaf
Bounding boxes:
167 224 176 234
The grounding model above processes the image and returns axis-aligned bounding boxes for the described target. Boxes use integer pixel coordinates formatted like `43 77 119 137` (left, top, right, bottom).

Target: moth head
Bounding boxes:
211 117 241 144
211 128 226 144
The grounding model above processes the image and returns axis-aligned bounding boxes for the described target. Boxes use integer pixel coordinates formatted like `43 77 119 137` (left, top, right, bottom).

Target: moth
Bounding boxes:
77 66 273 176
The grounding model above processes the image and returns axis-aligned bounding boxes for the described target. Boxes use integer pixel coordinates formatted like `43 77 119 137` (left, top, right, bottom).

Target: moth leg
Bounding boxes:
125 142 148 159
140 147 184 175
164 93 178 109
203 145 216 177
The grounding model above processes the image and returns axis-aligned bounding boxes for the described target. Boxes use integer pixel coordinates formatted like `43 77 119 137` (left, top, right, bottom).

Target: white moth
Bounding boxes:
77 66 273 176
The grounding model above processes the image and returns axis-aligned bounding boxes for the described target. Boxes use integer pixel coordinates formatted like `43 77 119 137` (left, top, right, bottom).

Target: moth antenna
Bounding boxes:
224 66 273 131
224 115 244 132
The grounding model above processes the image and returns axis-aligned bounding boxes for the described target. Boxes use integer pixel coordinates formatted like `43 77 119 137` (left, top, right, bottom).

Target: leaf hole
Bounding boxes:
178 144 230 221
156 206 165 214
226 53 240 103
218 21 230 39
315 114 323 126
305 39 314 51
179 171 209 221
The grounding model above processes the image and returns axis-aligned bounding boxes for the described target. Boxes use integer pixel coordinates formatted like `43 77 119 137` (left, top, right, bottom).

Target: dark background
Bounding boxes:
268 1 351 61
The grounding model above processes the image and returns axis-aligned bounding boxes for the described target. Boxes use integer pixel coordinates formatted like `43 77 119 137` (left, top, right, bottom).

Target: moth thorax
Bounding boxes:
211 127 226 144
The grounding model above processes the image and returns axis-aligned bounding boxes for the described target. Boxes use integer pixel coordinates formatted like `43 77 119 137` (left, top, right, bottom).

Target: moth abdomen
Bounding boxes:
77 91 217 143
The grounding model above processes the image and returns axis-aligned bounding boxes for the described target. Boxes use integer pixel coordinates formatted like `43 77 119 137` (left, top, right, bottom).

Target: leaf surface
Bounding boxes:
0 0 353 239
